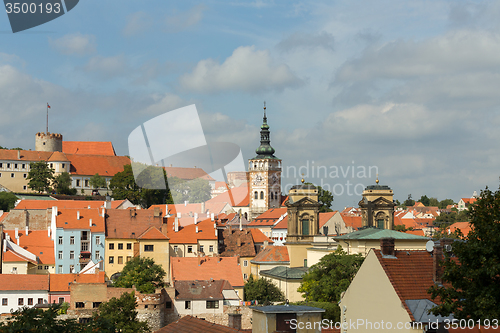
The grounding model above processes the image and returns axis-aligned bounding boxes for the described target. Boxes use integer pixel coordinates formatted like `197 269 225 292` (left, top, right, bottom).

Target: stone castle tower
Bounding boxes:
35 132 63 152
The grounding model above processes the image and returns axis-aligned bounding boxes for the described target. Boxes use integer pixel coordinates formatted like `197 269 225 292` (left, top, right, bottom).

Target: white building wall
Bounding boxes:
0 290 49 314
174 299 223 316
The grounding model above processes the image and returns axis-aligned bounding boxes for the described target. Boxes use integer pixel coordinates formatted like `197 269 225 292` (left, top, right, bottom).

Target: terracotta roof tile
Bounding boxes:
3 249 37 264
0 149 52 162
250 229 274 244
49 272 106 292
220 229 256 257
56 208 105 233
4 230 54 264
62 141 116 156
66 154 130 176
319 211 337 228
48 151 70 162
0 274 49 291
251 246 289 263
249 208 287 227
166 217 217 244
272 215 288 229
149 202 229 218
207 187 249 207
105 209 163 239
15 200 105 210
138 226 168 240
174 280 232 300
156 315 246 333
447 221 472 236
164 166 215 181
171 256 244 287
340 214 362 229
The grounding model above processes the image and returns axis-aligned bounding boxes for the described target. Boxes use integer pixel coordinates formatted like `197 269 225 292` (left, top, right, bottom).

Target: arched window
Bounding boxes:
254 191 258 199
271 192 274 200
260 191 264 199
275 192 278 200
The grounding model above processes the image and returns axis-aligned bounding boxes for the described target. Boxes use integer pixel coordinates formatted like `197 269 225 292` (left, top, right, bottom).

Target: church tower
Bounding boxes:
248 103 282 220
359 177 396 229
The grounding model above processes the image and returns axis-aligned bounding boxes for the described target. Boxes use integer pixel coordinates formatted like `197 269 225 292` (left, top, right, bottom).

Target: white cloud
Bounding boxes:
180 46 303 93
123 12 152 37
164 5 206 33
140 93 186 116
277 31 335 52
83 55 128 79
49 33 96 56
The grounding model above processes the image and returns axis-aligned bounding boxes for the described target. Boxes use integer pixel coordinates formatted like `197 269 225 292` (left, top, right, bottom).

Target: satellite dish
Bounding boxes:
426 240 435 253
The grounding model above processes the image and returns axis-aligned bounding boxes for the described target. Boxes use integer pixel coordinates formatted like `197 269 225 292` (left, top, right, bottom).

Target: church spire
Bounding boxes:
254 102 276 159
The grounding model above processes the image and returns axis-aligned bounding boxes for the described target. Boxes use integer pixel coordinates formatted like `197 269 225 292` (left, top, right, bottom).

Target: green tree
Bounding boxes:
244 274 285 304
298 246 364 321
0 192 18 212
169 177 211 204
419 195 430 206
96 292 149 333
429 185 500 320
303 183 333 212
90 173 107 190
109 164 173 208
26 161 54 193
439 198 455 209
113 257 166 294
53 172 77 195
403 194 415 208
429 197 439 207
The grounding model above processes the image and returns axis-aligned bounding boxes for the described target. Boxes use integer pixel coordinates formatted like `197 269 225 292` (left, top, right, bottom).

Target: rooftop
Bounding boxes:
251 245 289 264
105 209 163 239
156 315 248 333
56 208 105 233
62 141 116 156
174 279 233 300
250 305 325 314
260 266 308 280
4 229 55 264
171 256 244 287
49 272 106 292
0 274 49 291
219 229 256 258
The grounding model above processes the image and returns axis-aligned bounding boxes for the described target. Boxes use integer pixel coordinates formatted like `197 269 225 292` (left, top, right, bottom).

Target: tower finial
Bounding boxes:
263 101 266 118
376 173 379 184
301 173 305 184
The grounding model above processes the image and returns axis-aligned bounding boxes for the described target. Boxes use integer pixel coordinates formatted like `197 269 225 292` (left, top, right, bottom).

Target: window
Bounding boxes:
96 236 101 245
58 236 63 245
304 259 308 268
81 242 89 251
58 251 63 259
93 302 101 308
11 173 14 178
62 163 65 169
244 273 248 279
187 246 193 253
22 163 25 169
50 163 53 168
23 173 27 178
23 185 27 190
14 163 18 169
37 298 43 305
165 301 172 309
260 191 264 199
271 192 273 199
0 163 2 168
243 260 248 267
28 298 33 305
38 265 43 270
118 243 123 250
206 300 219 309
173 245 178 252
70 251 74 259
70 236 75 245
7 163 10 168
84 179 89 187
18 298 23 306
2 298 7 306
44 265 49 270
109 243 114 250
58 265 63 274
58 298 65 304
95 251 100 260
109 256 114 264
76 179 80 187
377 219 384 229
144 245 154 252
199 245 204 253
118 256 123 264
126 243 132 250
70 265 74 273
302 219 309 236
75 302 85 308
254 191 258 199
126 256 132 262
209 245 214 252
185 301 191 309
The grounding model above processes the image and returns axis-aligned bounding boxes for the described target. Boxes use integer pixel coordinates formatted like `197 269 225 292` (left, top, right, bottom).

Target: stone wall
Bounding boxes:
192 306 253 330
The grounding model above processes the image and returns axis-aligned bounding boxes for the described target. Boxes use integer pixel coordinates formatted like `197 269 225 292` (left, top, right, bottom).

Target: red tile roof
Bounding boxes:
374 249 436 321
403 229 426 237
166 217 218 244
15 200 105 210
138 226 168 240
207 187 250 207
2 249 37 264
66 154 130 176
48 151 70 162
105 209 163 239
461 198 477 204
250 229 274 244
174 280 232 300
0 149 52 162
251 245 289 263
319 211 337 228
149 202 229 218
171 256 244 287
220 229 256 257
0 274 49 291
447 221 472 236
49 272 106 292
62 141 116 156
56 208 105 233
164 166 215 181
4 230 55 264
340 214 362 229
249 208 287 227
272 215 288 229
156 315 247 333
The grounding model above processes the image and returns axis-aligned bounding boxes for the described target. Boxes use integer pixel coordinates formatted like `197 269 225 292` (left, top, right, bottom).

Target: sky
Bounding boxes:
1 0 500 209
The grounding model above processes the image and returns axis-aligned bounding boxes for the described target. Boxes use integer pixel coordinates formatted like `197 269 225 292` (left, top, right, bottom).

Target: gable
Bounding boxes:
286 196 321 207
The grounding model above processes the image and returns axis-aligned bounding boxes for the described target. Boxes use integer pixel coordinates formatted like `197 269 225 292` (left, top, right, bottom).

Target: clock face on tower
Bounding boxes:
253 173 263 185
270 173 279 185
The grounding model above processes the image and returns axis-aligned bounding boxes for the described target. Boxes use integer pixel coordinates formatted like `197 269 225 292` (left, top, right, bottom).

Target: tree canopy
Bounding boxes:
0 192 18 212
169 177 211 204
298 246 363 322
244 274 285 304
304 183 333 212
26 161 54 193
109 164 173 208
113 257 166 294
53 172 77 195
90 173 107 190
97 292 149 333
429 185 500 320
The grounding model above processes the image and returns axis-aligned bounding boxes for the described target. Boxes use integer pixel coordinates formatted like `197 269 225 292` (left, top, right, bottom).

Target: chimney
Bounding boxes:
15 228 18 239
194 213 198 225
104 200 111 209
211 213 214 221
25 226 28 236
196 226 199 233
207 211 210 218
214 223 216 229
198 254 201 266
130 208 136 217
87 205 90 209
184 200 188 207
177 212 181 218
17 150 20 159
165 204 169 216
215 229 218 237
154 207 160 217
77 211 80 220
101 208 105 217
89 218 92 227
239 215 242 231
174 217 179 233
228 313 242 330
237 236 241 247
201 202 205 214
380 237 395 256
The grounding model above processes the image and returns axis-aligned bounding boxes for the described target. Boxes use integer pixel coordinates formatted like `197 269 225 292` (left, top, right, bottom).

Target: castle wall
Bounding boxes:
35 132 63 152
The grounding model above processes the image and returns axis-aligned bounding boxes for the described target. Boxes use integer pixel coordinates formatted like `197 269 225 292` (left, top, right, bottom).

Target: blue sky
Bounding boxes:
1 0 500 209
